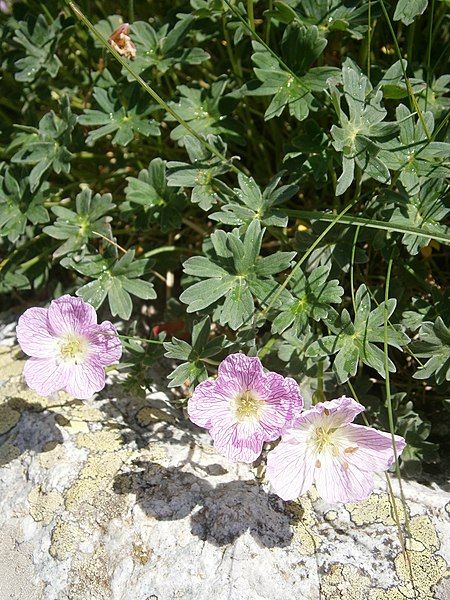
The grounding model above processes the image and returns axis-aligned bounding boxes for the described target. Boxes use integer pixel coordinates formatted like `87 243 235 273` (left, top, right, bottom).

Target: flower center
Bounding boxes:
233 390 265 421
313 426 338 453
59 334 89 364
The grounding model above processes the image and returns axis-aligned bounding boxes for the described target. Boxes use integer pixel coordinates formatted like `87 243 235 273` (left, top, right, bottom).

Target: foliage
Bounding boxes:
0 0 449 475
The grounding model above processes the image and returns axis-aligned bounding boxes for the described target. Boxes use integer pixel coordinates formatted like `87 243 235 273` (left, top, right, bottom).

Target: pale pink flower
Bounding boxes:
188 353 303 463
16 295 122 400
108 23 136 59
266 396 406 504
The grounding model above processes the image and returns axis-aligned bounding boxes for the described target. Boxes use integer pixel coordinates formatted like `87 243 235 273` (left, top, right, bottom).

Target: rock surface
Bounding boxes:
0 338 449 600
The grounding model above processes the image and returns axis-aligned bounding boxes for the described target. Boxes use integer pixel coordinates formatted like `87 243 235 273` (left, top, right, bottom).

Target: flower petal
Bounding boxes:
64 360 106 400
342 424 406 472
217 353 265 390
16 307 57 358
47 295 97 336
258 374 304 441
314 453 374 503
23 357 69 396
86 321 122 366
294 396 364 429
210 418 264 463
266 431 315 501
188 379 237 429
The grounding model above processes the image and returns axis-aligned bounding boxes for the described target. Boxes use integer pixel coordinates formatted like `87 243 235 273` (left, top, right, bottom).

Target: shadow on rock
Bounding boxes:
114 461 293 548
99 382 200 451
0 397 64 467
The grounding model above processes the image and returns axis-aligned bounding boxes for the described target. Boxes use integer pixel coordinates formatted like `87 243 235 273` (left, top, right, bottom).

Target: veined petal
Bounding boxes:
294 396 364 430
342 424 406 472
314 453 374 503
64 360 106 400
23 357 69 396
16 307 57 358
210 418 264 463
47 295 97 336
217 354 265 390
188 379 236 429
86 321 122 366
266 432 315 501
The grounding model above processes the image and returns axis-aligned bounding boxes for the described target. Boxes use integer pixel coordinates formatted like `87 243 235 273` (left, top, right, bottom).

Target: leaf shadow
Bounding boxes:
113 460 293 548
0 397 64 467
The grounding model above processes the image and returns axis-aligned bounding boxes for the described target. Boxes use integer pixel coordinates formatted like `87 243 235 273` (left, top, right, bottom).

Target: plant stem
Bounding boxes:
247 0 255 31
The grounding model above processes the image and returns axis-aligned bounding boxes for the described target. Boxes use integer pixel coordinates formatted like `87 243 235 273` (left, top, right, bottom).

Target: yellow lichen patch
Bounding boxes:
132 541 152 565
136 406 175 426
288 493 321 556
0 442 20 465
38 442 66 469
62 402 103 423
346 493 405 527
321 564 372 600
28 486 64 526
49 521 87 560
406 515 439 552
76 430 123 453
0 346 25 380
369 514 449 599
0 404 21 435
67 546 111 600
55 414 90 434
324 510 338 522
64 451 127 512
138 444 169 466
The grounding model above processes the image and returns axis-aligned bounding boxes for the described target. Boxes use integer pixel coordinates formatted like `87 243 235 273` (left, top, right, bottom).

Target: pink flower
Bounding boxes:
188 353 303 463
16 295 122 400
266 396 406 504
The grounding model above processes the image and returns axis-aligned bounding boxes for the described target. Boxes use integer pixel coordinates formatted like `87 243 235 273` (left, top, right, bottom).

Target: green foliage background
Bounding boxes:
0 0 449 477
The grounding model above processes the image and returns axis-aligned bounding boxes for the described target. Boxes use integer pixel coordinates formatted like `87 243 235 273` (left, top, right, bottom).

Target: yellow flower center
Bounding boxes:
233 390 265 421
59 334 89 364
313 426 337 453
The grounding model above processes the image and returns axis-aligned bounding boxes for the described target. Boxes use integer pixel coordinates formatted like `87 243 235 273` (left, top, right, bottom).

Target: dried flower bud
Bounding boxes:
108 23 136 60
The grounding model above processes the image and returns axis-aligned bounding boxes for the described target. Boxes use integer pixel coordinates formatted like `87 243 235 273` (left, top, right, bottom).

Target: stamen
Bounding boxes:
315 459 321 468
344 447 358 454
233 390 265 421
59 335 89 364
342 461 349 471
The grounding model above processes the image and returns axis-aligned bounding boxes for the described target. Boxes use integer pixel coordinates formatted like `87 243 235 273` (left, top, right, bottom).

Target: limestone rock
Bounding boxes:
0 343 449 600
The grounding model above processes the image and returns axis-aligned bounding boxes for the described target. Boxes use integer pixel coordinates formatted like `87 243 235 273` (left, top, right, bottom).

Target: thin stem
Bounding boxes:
367 0 372 77
67 1 241 175
91 230 127 253
425 0 436 112
118 333 164 344
247 0 255 31
350 225 361 313
378 0 431 141
383 253 413 545
260 200 358 318
128 0 135 22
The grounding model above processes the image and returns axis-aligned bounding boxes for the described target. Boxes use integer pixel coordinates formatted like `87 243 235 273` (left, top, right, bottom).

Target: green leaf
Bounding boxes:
247 24 337 122
306 284 410 382
181 220 294 329
412 318 450 385
394 0 428 26
63 250 156 319
0 169 49 242
271 265 344 335
44 187 115 258
124 158 187 232
11 97 76 191
78 86 160 147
